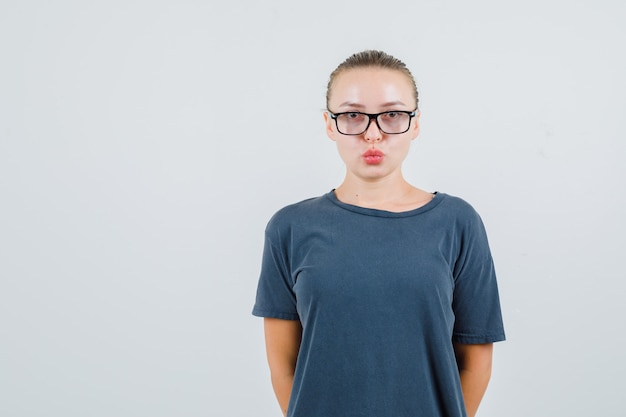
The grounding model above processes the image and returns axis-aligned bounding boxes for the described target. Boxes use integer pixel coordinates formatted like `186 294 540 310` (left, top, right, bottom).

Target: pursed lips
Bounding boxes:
362 149 384 164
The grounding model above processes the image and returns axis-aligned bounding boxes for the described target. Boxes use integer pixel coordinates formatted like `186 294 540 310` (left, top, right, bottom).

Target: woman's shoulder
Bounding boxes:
435 192 485 223
437 192 475 210
265 192 333 228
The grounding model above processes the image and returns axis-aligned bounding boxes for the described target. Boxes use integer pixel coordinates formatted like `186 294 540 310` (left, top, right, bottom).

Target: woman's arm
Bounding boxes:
453 342 494 417
264 318 303 417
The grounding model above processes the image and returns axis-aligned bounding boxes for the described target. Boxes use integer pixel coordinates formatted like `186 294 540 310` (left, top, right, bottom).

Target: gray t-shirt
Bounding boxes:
253 191 505 417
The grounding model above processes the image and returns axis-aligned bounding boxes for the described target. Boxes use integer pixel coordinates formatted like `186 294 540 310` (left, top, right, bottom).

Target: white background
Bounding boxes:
1 1 625 416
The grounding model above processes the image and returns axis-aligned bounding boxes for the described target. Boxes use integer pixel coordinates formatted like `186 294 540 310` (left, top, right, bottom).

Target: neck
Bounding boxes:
335 174 414 206
334 172 434 212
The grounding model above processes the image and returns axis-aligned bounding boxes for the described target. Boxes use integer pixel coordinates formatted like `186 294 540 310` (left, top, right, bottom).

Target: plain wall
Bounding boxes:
1 1 625 416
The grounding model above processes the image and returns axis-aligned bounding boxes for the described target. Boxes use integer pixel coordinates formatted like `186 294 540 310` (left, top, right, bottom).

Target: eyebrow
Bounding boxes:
337 100 408 109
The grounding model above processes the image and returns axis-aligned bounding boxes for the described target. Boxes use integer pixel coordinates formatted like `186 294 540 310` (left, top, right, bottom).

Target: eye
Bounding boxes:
345 112 363 120
383 111 400 119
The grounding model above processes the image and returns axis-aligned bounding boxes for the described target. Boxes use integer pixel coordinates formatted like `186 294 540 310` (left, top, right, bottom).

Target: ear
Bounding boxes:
323 111 336 141
410 110 421 140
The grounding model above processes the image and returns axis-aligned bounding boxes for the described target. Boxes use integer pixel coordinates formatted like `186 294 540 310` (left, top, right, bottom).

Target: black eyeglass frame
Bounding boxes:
328 110 418 135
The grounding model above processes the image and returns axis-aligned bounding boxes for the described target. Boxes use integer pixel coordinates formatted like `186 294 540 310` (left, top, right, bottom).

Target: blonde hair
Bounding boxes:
326 50 419 109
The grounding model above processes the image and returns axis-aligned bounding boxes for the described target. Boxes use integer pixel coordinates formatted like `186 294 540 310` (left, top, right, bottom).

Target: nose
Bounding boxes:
364 117 382 142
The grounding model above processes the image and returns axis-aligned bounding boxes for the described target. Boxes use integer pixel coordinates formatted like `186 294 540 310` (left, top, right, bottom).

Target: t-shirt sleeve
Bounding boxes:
451 206 505 344
252 217 300 321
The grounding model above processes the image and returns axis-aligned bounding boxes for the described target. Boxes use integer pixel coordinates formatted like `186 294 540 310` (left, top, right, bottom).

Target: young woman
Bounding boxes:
252 50 505 417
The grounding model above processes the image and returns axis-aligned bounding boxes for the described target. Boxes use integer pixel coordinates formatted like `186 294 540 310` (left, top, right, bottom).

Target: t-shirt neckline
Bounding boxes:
325 189 445 218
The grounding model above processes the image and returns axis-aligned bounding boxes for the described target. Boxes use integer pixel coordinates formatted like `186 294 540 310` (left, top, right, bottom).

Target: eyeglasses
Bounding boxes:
328 110 417 135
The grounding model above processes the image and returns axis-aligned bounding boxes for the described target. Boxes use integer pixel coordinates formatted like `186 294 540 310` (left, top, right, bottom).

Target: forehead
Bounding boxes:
329 67 415 109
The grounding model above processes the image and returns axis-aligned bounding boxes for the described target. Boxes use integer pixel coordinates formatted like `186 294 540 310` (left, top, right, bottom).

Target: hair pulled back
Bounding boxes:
326 50 419 110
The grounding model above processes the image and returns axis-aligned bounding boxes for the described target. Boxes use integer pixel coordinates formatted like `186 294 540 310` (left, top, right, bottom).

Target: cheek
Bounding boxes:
389 139 413 158
335 139 361 160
